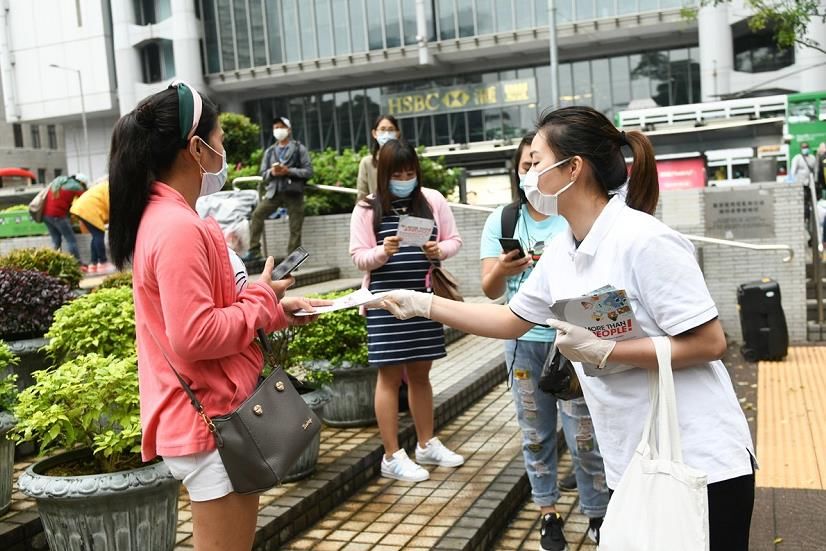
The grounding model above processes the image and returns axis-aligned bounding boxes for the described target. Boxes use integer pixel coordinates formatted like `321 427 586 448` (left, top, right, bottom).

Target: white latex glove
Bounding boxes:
369 290 433 320
546 319 616 369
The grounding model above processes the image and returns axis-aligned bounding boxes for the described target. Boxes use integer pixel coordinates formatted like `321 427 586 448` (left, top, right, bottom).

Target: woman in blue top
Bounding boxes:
479 134 608 551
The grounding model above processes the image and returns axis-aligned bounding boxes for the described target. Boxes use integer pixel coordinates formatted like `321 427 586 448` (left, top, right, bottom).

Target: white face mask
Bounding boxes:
522 157 573 216
196 139 228 197
273 128 289 142
376 131 398 147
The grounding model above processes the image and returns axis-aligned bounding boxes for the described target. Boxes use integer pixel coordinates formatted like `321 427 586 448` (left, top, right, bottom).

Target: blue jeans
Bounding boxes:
43 215 80 261
78 217 107 264
505 339 609 517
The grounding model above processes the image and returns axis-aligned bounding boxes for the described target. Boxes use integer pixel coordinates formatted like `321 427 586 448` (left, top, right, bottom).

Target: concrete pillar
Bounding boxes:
170 0 206 93
698 4 734 101
110 1 142 115
797 5 826 92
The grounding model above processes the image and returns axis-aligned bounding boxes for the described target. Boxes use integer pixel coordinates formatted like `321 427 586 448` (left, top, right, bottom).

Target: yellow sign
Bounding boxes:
384 79 536 118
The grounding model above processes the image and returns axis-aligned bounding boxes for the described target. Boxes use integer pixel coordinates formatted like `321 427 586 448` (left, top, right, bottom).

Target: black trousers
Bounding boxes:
608 470 755 551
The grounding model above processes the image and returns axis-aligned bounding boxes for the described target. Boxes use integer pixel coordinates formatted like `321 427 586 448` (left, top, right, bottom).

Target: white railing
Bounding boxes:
616 95 788 129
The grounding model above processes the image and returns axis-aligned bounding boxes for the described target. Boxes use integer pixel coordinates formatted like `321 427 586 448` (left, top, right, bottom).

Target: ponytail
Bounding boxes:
536 106 660 215
108 86 218 270
624 130 659 215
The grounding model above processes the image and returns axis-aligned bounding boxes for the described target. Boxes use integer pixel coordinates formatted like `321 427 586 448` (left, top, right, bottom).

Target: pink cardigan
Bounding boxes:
133 183 288 460
349 187 462 303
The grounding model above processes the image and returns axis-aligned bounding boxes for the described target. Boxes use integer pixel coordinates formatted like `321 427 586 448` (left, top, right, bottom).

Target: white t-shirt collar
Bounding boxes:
570 195 627 257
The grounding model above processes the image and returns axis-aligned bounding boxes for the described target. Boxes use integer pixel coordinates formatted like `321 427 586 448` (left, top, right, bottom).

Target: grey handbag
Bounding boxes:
150 330 321 494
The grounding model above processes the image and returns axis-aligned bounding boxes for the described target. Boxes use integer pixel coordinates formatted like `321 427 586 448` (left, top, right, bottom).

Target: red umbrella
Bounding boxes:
0 168 36 179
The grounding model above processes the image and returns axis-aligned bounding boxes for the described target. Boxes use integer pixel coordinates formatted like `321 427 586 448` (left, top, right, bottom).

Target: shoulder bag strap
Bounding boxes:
500 201 520 238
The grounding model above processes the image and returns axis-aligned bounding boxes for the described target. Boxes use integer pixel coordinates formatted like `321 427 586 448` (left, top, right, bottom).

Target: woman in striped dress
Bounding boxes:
349 140 465 482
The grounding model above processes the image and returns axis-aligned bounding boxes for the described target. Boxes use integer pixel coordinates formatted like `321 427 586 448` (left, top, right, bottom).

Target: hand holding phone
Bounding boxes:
271 247 309 280
498 238 526 259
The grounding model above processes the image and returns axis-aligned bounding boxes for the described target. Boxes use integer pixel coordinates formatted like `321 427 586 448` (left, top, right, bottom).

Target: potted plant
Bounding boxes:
13 353 180 550
96 270 133 290
0 247 83 289
285 290 376 428
0 268 73 388
0 341 18 515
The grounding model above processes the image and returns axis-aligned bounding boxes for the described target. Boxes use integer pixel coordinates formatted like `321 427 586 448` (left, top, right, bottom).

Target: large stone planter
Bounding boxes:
18 449 180 551
0 412 15 515
319 364 378 427
6 337 49 390
282 387 330 483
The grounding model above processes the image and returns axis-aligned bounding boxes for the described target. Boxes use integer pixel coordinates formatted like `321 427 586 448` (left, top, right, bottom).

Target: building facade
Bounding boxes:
0 0 823 178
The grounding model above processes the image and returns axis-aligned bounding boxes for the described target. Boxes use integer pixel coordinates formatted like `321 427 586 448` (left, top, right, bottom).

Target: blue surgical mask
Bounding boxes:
802 148 811 156
376 131 398 147
389 177 418 198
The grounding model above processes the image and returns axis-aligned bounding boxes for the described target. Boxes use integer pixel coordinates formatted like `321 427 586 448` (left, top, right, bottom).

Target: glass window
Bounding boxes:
451 112 469 143
629 54 651 103
501 106 523 139
434 113 451 145
515 0 533 29
249 1 266 66
233 0 250 69
572 60 592 106
535 65 553 110
366 0 384 49
659 0 683 8
457 0 475 37
595 0 613 19
476 0 494 34
437 0 455 40
349 0 367 53
54 168 63 178
202 0 221 72
319 93 337 149
610 55 631 112
639 0 658 12
31 126 41 149
216 0 235 70
668 48 690 105
688 47 701 103
558 63 574 107
400 118 416 145
350 91 369 149
384 0 401 48
579 0 595 21
416 116 434 147
316 0 334 57
467 110 484 142
282 0 300 62
733 27 795 73
265 0 283 64
12 124 23 148
332 0 350 55
37 168 46 183
402 0 417 45
591 58 612 116
47 125 58 150
298 2 317 59
544 0 566 24
336 91 353 149
495 1 513 32
160 40 175 78
619 0 638 15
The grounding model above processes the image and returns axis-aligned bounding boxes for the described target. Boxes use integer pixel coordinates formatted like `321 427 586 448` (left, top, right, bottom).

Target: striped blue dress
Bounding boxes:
366 198 446 366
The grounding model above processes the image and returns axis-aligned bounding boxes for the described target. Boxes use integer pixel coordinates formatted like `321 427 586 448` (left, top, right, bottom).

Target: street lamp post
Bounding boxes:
49 63 92 179
548 0 559 109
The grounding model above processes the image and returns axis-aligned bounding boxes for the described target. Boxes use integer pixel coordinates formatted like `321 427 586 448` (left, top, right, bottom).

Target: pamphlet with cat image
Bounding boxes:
549 285 646 376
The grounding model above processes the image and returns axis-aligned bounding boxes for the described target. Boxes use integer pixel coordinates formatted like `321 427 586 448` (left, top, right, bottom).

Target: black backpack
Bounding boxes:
500 200 521 239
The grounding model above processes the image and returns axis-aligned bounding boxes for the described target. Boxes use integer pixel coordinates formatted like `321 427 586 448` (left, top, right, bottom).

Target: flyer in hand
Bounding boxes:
549 285 645 376
396 215 435 247
293 288 392 316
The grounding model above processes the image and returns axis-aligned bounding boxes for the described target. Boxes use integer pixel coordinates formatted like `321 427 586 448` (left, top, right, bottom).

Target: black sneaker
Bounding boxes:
558 471 577 493
587 516 603 544
539 512 567 551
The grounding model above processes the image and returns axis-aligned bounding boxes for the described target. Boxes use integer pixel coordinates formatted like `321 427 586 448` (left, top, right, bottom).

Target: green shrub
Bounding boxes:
96 270 133 290
45 286 135 364
0 204 28 213
220 112 261 167
0 268 74 340
0 247 82 288
12 354 141 473
287 290 367 367
0 341 19 412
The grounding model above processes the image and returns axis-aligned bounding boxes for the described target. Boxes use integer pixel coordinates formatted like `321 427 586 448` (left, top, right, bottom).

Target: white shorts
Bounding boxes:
162 449 234 502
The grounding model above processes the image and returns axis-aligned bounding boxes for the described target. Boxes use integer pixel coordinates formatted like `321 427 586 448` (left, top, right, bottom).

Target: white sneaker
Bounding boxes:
381 449 429 482
415 437 465 467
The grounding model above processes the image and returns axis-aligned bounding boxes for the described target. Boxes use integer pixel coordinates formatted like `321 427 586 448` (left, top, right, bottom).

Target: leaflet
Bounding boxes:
293 288 393 316
549 286 645 376
396 215 435 247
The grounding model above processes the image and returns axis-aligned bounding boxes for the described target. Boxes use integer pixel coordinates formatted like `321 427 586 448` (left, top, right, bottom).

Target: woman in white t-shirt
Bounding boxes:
372 106 755 551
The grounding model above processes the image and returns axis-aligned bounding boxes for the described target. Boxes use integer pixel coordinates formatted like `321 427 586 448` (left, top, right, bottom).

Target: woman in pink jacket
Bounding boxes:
108 82 323 551
349 140 464 483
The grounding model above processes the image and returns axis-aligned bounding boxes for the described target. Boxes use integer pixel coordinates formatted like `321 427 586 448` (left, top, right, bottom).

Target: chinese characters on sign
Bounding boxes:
382 79 537 118
705 188 775 240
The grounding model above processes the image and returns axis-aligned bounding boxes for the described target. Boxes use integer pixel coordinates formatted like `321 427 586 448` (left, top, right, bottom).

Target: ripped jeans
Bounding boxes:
505 339 609 518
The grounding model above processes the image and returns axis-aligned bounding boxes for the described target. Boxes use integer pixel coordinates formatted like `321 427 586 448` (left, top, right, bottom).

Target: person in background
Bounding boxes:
357 114 401 202
42 173 87 262
815 142 826 199
350 140 464 483
373 106 755 551
247 116 313 261
70 180 115 274
480 133 609 550
791 141 817 185
108 82 325 551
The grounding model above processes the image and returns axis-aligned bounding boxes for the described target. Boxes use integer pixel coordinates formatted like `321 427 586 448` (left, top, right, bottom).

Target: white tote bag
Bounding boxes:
599 337 709 551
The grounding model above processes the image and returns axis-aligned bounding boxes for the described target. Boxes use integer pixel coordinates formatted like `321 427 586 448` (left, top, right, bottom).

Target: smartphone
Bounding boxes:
271 247 309 280
498 238 526 259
